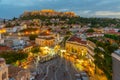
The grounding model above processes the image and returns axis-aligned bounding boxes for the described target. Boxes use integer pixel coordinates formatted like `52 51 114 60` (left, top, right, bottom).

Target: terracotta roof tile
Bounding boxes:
0 46 12 51
107 32 120 35
38 37 54 40
68 36 86 44
39 31 51 36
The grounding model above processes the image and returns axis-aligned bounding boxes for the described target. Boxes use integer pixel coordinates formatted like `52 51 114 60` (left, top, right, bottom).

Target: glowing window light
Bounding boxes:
32 32 34 34
26 32 28 34
0 30 2 33
36 30 39 33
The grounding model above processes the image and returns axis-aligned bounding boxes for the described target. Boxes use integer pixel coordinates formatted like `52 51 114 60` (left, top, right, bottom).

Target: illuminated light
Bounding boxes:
1 30 3 33
24 65 28 69
18 33 21 36
101 54 104 58
46 30 50 34
32 32 34 34
44 46 49 49
26 32 28 34
9 33 12 35
0 29 6 33
76 59 84 63
23 25 27 29
0 30 2 33
36 30 39 33
2 29 6 33
61 50 66 53
75 63 84 71
0 30 3 33
29 52 33 56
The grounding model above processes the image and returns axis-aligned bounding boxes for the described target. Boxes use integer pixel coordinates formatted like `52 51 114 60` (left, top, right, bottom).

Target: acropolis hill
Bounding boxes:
20 9 77 18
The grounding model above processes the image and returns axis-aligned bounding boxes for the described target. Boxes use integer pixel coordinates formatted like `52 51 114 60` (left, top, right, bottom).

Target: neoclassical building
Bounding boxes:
35 31 56 47
23 45 33 53
0 58 8 80
65 36 87 56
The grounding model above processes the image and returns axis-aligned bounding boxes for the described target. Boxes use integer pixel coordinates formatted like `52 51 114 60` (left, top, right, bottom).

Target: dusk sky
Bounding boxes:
0 0 120 19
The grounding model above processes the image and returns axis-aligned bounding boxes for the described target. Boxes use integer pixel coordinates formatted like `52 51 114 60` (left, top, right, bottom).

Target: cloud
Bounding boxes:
95 11 120 16
58 9 70 12
0 0 120 18
82 10 91 14
75 10 90 15
94 11 120 18
75 10 94 17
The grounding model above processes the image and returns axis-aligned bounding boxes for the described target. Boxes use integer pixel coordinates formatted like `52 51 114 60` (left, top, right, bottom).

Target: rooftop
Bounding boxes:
0 46 12 51
68 36 86 44
37 37 55 40
106 32 120 35
39 31 52 36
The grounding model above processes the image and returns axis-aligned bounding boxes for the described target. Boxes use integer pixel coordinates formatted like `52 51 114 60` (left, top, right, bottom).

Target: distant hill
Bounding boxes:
0 18 4 20
0 18 4 23
0 18 9 21
19 9 120 27
20 9 78 20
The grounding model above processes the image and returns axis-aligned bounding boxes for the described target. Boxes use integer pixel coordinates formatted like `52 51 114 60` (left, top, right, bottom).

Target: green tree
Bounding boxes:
118 30 120 32
66 31 72 35
31 47 40 54
60 36 70 47
93 40 118 80
5 22 12 28
20 28 38 32
29 34 38 40
86 28 95 33
12 17 17 21
0 51 28 64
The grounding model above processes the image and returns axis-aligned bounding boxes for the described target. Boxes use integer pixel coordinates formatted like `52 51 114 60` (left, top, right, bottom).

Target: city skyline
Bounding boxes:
0 0 120 19
0 1 120 79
